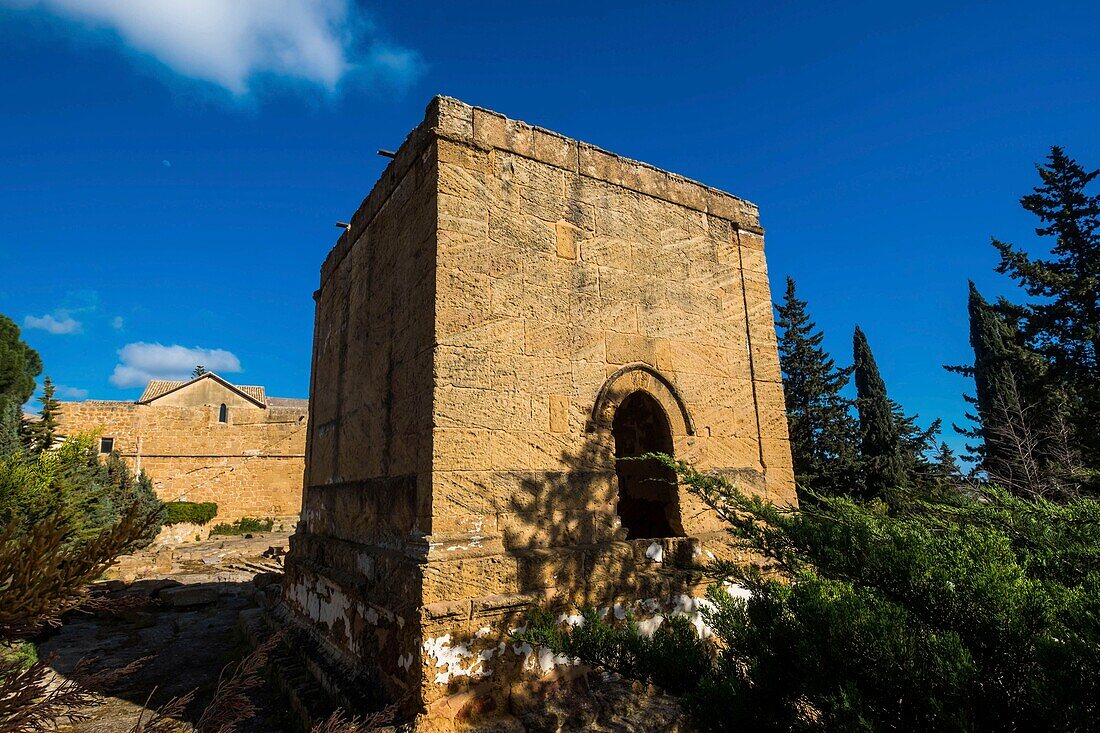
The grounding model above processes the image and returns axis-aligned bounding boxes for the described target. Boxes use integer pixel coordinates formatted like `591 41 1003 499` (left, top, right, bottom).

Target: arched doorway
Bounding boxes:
612 391 684 540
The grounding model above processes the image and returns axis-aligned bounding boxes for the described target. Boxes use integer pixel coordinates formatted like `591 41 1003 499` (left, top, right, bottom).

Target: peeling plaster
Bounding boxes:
557 612 585 628
423 633 500 684
724 582 752 601
419 587 756 687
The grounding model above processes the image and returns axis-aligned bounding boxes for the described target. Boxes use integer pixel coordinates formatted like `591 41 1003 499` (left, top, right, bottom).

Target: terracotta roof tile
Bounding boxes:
138 380 185 403
136 373 267 407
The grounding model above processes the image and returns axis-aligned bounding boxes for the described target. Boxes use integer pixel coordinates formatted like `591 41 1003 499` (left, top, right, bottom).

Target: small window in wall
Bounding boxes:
99 437 114 454
218 404 228 423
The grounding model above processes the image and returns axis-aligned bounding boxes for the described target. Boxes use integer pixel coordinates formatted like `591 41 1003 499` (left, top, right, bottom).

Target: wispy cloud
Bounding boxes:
111 316 124 330
24 311 82 334
110 342 242 388
5 0 421 95
57 385 88 399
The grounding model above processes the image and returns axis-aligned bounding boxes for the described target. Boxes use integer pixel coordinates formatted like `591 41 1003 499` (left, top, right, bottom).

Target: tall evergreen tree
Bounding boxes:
774 278 857 496
0 314 42 455
192 365 206 378
891 398 942 488
932 442 962 482
853 326 906 499
993 146 1100 457
953 283 1079 498
0 398 20 460
0 314 42 407
26 376 61 453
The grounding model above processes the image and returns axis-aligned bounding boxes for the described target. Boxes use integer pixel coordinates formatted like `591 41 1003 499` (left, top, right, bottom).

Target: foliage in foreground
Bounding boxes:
210 517 273 536
0 437 164 547
0 495 163 731
519 456 1100 732
0 420 167 729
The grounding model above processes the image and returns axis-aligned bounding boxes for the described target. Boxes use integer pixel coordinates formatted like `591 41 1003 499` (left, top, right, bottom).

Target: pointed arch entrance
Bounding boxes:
612 391 685 540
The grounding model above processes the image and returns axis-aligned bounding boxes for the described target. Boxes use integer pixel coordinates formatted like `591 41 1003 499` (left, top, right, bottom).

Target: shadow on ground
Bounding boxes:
40 576 295 732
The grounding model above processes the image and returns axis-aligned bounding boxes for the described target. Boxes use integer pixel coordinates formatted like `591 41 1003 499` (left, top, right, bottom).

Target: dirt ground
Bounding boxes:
40 530 690 733
40 531 297 733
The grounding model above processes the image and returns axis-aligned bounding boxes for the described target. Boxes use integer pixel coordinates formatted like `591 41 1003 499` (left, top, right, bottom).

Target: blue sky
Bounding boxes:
1 1 1097 454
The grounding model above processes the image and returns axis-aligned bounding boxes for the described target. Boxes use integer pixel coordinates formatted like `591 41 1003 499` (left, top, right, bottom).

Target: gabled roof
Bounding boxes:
137 372 267 408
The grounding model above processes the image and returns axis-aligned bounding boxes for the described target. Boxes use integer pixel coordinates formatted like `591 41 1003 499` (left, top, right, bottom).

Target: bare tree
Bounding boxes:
982 374 1082 500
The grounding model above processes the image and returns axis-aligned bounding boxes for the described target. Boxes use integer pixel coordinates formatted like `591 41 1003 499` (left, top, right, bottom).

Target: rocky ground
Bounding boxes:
40 530 689 733
40 531 295 733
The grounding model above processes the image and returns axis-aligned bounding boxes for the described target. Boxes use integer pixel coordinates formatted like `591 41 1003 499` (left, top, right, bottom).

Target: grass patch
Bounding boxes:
1 641 38 670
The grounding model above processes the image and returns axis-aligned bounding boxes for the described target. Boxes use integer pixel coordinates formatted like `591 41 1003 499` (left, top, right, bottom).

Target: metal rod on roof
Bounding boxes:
377 149 396 158
335 222 351 231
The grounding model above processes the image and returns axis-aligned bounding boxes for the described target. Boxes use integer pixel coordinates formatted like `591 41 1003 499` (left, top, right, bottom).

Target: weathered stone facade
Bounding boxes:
281 97 795 730
57 373 308 522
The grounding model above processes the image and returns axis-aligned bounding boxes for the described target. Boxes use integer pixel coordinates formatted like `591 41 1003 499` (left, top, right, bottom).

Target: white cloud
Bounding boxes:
24 311 82 334
6 0 420 94
57 385 89 399
110 342 242 388
111 316 125 330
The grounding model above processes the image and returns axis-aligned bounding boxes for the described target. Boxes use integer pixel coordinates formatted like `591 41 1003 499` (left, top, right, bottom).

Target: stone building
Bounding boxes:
280 97 794 729
57 371 308 522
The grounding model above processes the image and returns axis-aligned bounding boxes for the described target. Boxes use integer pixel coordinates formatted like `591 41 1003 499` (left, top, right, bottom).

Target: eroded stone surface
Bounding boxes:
282 96 795 731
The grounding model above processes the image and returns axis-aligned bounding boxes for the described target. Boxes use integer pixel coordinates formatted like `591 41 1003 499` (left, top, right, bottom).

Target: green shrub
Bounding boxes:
163 501 218 526
209 517 273 536
0 436 164 549
519 455 1100 733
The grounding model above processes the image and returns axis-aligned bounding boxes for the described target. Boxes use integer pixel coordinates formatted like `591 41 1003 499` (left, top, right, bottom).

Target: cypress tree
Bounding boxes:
774 278 858 496
993 146 1100 458
27 376 62 453
853 326 906 499
956 283 1078 497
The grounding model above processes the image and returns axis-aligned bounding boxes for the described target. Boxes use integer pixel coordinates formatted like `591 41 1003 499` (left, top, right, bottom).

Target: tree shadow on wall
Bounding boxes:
502 429 703 618
424 431 708 726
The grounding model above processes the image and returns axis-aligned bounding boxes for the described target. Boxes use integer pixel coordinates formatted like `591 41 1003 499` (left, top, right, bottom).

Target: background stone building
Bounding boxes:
58 372 308 522
281 97 795 729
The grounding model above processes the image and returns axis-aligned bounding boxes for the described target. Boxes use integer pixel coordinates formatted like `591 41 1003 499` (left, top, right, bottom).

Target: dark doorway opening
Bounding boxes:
612 391 684 540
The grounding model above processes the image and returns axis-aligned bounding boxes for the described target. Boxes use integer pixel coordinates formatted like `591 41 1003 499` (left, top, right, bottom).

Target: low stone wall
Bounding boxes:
152 522 212 546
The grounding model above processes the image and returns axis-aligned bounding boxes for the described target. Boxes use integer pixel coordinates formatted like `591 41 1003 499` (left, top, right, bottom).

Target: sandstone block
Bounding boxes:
549 395 569 434
555 221 580 260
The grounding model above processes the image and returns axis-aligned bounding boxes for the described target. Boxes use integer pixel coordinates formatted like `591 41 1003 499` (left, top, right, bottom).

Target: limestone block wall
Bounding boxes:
282 107 441 712
282 96 795 728
57 400 307 521
429 99 793 545
417 99 794 724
